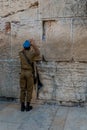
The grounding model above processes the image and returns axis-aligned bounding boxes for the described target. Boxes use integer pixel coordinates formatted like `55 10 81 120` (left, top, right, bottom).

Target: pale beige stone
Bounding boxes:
72 18 87 61
0 0 87 103
40 0 87 18
42 19 72 61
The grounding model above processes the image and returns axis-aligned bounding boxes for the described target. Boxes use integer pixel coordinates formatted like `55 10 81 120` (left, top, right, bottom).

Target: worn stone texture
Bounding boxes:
40 0 87 18
72 18 87 61
0 102 87 130
42 19 72 61
38 62 87 102
11 20 42 59
0 0 87 103
0 61 20 98
0 0 39 17
0 32 11 59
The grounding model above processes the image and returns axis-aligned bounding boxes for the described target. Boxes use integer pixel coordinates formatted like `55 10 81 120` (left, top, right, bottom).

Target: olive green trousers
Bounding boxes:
20 70 33 103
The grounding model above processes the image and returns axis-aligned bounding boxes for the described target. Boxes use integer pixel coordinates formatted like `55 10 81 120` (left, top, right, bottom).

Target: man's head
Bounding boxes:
23 40 31 49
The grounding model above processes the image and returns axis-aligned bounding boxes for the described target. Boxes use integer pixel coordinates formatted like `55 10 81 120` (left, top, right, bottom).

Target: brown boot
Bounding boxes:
26 102 33 111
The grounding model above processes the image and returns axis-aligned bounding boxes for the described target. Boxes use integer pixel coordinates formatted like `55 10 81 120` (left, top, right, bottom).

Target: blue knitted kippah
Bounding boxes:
23 40 31 48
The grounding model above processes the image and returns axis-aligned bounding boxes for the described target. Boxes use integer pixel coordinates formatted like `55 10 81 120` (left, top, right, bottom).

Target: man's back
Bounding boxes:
19 49 35 71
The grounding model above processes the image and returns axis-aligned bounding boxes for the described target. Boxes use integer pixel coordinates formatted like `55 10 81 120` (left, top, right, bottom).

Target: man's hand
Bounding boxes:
29 39 35 46
29 38 40 56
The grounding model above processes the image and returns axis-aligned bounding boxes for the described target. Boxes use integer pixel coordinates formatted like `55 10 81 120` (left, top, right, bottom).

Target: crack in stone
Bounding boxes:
1 1 39 18
1 9 25 18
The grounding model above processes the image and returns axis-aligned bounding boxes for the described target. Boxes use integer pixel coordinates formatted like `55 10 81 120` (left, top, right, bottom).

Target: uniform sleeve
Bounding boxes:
30 47 39 61
30 47 36 57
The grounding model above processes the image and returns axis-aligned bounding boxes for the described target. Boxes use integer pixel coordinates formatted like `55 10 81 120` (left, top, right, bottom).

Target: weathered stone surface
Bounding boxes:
0 63 12 97
0 32 11 60
0 61 20 98
11 20 42 59
64 107 87 130
0 0 87 103
38 62 87 102
0 0 40 17
50 107 69 130
0 102 87 130
42 18 72 61
40 0 87 18
72 18 87 61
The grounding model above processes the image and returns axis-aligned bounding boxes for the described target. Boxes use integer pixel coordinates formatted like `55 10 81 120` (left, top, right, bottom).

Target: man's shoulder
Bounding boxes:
28 48 35 56
19 50 23 56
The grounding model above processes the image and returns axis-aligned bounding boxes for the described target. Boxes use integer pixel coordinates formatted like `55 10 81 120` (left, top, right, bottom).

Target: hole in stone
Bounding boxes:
5 22 11 33
29 1 39 8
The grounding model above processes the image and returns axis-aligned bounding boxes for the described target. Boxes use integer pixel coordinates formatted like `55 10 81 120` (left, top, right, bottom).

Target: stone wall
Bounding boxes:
0 0 87 103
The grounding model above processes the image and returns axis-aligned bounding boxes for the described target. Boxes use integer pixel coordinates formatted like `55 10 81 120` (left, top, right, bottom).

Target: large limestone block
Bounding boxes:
0 7 42 59
42 19 72 61
38 62 87 102
40 0 73 18
0 32 11 60
69 0 87 17
72 18 87 61
0 61 20 98
11 20 42 59
40 0 87 18
0 61 13 97
8 63 20 98
0 0 40 17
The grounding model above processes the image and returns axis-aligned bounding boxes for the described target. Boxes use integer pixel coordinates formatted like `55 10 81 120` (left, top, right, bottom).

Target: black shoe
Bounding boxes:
26 102 33 111
21 102 25 112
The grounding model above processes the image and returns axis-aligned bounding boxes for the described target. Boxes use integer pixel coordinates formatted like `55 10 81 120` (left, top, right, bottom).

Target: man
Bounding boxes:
19 39 40 112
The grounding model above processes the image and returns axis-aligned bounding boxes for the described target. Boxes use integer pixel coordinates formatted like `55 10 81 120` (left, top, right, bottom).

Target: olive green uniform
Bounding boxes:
19 48 37 103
